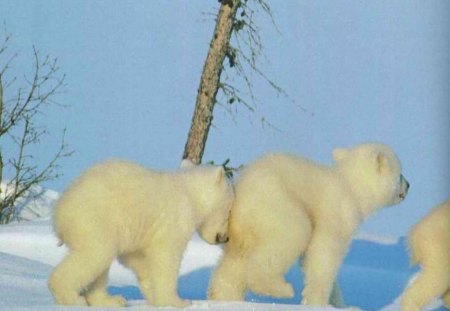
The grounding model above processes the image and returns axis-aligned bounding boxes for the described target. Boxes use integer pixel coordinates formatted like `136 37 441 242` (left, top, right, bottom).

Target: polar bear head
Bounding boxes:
183 165 234 245
333 143 409 216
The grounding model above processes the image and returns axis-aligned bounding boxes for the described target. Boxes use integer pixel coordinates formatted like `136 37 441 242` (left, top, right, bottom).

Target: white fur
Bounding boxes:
401 200 450 311
209 143 409 306
180 158 196 169
48 160 233 308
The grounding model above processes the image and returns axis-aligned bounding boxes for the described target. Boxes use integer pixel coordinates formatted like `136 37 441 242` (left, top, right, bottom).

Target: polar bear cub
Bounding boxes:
401 200 450 311
209 143 409 306
48 160 234 308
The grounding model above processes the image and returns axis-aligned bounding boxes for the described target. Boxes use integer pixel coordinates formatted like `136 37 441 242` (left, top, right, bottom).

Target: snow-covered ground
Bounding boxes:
0 191 446 311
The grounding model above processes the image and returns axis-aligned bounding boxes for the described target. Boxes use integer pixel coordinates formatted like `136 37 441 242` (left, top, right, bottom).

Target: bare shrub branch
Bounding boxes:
0 30 72 224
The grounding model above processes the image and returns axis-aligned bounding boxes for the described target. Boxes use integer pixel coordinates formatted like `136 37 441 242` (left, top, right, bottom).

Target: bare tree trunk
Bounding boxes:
182 0 241 164
0 74 3 195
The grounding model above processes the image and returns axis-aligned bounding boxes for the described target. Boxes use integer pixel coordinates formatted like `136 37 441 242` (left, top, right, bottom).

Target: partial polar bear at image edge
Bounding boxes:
401 199 450 311
48 160 234 308
209 142 409 307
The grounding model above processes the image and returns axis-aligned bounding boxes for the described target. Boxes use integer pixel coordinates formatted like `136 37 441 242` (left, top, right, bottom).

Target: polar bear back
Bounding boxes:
54 160 200 253
229 153 359 246
234 153 356 212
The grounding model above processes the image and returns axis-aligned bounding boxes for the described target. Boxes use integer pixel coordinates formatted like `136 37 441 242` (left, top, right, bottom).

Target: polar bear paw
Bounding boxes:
173 298 191 308
270 282 294 298
86 294 126 307
53 293 87 306
301 287 328 306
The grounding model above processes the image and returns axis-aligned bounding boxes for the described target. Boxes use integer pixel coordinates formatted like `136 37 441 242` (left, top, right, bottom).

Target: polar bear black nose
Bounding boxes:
401 174 410 193
215 233 229 244
398 175 409 200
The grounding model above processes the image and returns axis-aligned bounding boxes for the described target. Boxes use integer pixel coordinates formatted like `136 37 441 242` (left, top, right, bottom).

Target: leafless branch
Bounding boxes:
216 0 306 126
1 47 66 137
0 30 71 224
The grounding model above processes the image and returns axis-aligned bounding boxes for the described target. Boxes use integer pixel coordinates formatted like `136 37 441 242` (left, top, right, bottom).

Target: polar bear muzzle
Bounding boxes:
215 232 229 244
390 174 409 205
198 206 231 245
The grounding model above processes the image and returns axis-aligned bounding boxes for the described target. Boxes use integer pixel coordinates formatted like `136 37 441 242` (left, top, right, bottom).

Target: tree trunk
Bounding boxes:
182 0 240 164
0 74 3 196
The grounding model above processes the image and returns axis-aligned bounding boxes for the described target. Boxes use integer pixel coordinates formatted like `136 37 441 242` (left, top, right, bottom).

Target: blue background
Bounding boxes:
0 1 449 237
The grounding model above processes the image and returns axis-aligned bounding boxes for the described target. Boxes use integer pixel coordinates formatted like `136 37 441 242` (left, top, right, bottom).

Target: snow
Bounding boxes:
0 190 447 311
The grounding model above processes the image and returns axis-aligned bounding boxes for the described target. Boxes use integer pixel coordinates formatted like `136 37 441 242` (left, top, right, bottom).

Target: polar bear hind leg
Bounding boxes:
48 243 115 306
120 245 190 308
246 242 295 298
246 215 312 298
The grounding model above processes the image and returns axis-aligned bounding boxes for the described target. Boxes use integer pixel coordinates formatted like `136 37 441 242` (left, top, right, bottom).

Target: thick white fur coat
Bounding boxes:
49 160 233 308
209 143 409 306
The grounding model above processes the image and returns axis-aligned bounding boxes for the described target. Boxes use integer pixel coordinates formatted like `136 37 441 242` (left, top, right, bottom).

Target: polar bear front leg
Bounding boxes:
401 268 450 311
209 251 248 301
137 245 190 308
301 231 349 306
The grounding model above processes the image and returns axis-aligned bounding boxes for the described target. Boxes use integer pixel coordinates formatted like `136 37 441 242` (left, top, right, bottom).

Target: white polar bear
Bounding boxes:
401 199 450 311
48 160 234 308
209 143 409 306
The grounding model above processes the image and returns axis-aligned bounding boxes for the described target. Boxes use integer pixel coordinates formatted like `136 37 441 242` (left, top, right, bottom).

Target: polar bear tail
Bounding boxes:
52 222 66 247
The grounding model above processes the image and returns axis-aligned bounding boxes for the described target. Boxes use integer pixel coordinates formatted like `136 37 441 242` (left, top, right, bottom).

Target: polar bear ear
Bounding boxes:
332 148 348 162
180 159 196 170
375 152 389 174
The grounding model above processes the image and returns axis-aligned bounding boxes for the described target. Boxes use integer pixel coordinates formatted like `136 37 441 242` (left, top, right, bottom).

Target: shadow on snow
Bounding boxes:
108 238 448 311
